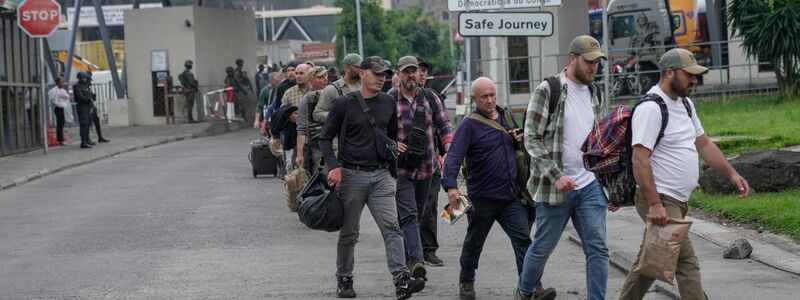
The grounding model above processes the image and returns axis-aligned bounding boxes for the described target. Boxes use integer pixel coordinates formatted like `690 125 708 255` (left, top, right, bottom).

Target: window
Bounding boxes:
611 15 635 39
508 36 530 94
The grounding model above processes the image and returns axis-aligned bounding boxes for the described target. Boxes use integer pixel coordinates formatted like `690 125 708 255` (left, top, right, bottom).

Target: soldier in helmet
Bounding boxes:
179 60 199 123
233 58 256 124
73 72 94 149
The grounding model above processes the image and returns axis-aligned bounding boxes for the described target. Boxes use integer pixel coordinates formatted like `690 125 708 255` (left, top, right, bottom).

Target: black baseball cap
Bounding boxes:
360 56 392 74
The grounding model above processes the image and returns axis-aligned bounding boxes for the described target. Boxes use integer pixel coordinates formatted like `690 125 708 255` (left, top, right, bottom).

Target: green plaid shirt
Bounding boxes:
524 70 606 205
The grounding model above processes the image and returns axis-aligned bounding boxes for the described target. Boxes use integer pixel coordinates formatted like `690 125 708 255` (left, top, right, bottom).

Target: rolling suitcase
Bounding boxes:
249 138 279 178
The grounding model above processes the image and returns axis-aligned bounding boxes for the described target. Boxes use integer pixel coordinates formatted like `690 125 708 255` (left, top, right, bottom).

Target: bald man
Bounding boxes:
441 77 556 300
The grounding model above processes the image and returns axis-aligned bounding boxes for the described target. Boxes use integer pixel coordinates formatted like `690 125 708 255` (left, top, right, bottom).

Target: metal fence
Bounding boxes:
450 39 779 111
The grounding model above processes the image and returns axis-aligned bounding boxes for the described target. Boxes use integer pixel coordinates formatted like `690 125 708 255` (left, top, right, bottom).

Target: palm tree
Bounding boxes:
728 0 800 100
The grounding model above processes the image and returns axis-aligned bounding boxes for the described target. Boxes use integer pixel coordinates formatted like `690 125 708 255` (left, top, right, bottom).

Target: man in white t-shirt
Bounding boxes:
516 35 609 300
620 48 750 300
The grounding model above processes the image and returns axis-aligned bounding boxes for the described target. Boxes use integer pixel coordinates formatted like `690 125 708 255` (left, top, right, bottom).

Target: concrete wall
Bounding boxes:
124 6 256 125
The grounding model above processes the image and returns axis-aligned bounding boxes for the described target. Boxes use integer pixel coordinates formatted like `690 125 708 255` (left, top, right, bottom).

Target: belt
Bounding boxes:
341 162 388 172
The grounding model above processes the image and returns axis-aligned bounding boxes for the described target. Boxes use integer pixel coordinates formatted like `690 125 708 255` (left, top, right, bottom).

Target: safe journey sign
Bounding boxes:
459 12 553 37
448 0 562 12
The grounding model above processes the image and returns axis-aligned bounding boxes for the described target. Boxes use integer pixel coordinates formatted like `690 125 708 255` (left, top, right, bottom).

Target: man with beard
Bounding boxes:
313 54 362 123
619 48 750 300
389 56 454 282
515 35 608 300
295 66 329 173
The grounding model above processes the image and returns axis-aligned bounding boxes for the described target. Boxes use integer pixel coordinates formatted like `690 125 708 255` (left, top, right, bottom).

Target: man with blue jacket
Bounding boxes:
442 77 555 300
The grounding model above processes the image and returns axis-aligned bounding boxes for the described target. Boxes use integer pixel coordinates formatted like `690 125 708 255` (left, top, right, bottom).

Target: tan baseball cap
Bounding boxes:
569 35 606 61
659 48 709 75
396 56 419 72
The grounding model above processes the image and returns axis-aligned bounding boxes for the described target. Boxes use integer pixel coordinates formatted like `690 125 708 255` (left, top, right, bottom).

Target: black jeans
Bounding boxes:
54 107 65 142
459 197 532 283
420 172 441 254
76 104 91 143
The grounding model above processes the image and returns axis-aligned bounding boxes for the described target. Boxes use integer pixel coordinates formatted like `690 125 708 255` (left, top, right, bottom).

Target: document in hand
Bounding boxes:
441 195 473 225
634 218 693 284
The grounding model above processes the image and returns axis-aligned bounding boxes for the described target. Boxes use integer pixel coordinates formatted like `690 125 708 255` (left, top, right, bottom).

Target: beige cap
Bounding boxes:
396 56 419 72
307 66 328 80
569 35 606 61
659 48 709 75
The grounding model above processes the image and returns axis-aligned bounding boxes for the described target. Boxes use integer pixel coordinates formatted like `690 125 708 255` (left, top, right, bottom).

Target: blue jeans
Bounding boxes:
459 198 532 283
517 180 609 300
336 168 409 278
395 175 431 264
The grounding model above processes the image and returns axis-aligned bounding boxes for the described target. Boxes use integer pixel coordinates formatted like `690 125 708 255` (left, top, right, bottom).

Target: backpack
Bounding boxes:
581 93 693 206
466 107 533 206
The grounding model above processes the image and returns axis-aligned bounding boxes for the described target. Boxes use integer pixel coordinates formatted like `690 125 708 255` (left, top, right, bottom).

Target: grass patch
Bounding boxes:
694 96 800 155
689 189 800 242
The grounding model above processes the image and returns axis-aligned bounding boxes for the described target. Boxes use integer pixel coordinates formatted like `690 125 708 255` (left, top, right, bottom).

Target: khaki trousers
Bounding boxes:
619 190 708 300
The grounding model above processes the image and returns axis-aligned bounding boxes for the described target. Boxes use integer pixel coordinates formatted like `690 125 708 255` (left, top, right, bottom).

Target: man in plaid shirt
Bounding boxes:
390 56 454 280
515 36 611 300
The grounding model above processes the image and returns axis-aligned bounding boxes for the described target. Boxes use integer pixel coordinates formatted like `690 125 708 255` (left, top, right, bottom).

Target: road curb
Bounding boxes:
567 234 680 299
0 122 244 192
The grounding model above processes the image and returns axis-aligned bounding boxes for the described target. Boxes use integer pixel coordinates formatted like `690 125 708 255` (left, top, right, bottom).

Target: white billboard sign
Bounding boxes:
448 0 562 12
459 12 553 36
66 3 162 28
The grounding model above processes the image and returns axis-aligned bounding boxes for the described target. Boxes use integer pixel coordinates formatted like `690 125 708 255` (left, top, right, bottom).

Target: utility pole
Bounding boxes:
355 0 364 57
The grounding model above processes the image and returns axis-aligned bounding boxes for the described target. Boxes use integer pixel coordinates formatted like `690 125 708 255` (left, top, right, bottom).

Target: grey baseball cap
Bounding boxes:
569 35 606 61
360 56 392 74
396 56 419 72
659 48 709 75
342 53 363 67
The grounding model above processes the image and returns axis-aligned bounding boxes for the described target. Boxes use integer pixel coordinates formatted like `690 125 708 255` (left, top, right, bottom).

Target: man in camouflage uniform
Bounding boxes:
178 60 198 123
233 58 256 124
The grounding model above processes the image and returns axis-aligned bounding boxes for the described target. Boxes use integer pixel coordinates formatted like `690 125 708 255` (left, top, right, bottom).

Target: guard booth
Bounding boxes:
0 7 46 156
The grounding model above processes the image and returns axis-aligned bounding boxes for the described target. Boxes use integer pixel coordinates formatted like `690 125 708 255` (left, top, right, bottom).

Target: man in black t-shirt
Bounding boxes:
318 56 424 300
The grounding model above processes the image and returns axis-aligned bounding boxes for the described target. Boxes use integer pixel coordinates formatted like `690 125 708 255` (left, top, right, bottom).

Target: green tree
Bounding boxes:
333 2 454 76
728 0 800 99
333 0 397 66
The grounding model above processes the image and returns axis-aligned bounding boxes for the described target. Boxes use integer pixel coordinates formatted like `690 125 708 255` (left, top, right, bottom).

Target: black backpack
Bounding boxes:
581 92 692 206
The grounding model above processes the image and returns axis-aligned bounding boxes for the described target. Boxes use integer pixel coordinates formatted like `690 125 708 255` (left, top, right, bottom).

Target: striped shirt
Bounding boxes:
524 70 605 205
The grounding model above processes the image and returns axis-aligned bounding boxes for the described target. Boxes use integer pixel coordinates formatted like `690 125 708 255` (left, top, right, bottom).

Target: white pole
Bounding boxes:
355 0 364 57
602 0 610 111
539 1 544 82
270 5 275 41
500 3 510 108
261 6 267 41
39 38 48 155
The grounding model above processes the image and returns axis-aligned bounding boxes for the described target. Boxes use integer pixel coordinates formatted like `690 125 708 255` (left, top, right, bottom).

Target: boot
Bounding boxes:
395 273 424 300
98 137 110 143
336 276 356 298
80 139 92 149
86 139 96 145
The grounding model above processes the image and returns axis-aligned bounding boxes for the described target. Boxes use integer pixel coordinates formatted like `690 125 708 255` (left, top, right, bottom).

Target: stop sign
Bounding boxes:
17 0 61 38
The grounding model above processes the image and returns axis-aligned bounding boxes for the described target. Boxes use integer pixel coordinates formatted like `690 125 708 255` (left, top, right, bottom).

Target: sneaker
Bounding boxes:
423 252 444 267
395 273 424 300
458 282 476 300
533 286 557 300
513 286 531 300
336 276 356 298
410 262 427 281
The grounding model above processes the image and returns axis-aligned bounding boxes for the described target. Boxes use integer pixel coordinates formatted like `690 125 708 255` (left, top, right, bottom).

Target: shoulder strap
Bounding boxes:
332 81 345 97
504 107 520 129
338 96 349 154
468 113 506 133
354 92 377 130
544 76 561 129
633 93 669 147
590 82 603 106
681 98 693 118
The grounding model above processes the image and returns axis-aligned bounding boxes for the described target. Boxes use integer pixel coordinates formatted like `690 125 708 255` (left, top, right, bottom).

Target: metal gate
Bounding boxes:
1 12 44 156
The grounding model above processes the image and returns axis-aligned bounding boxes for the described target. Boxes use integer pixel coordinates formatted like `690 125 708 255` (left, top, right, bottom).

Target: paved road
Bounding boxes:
0 130 669 299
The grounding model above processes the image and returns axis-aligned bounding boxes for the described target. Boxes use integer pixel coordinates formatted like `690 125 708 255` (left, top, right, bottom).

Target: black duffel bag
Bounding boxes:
297 172 343 232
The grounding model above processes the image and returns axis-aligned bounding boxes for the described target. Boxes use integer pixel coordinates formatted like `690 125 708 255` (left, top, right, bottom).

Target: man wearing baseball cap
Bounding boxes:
313 53 362 123
389 56 454 285
620 48 749 300
318 56 425 299
516 35 607 300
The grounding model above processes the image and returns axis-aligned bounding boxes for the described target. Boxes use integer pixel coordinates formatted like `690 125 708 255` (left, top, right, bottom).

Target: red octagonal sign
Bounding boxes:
17 0 61 38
